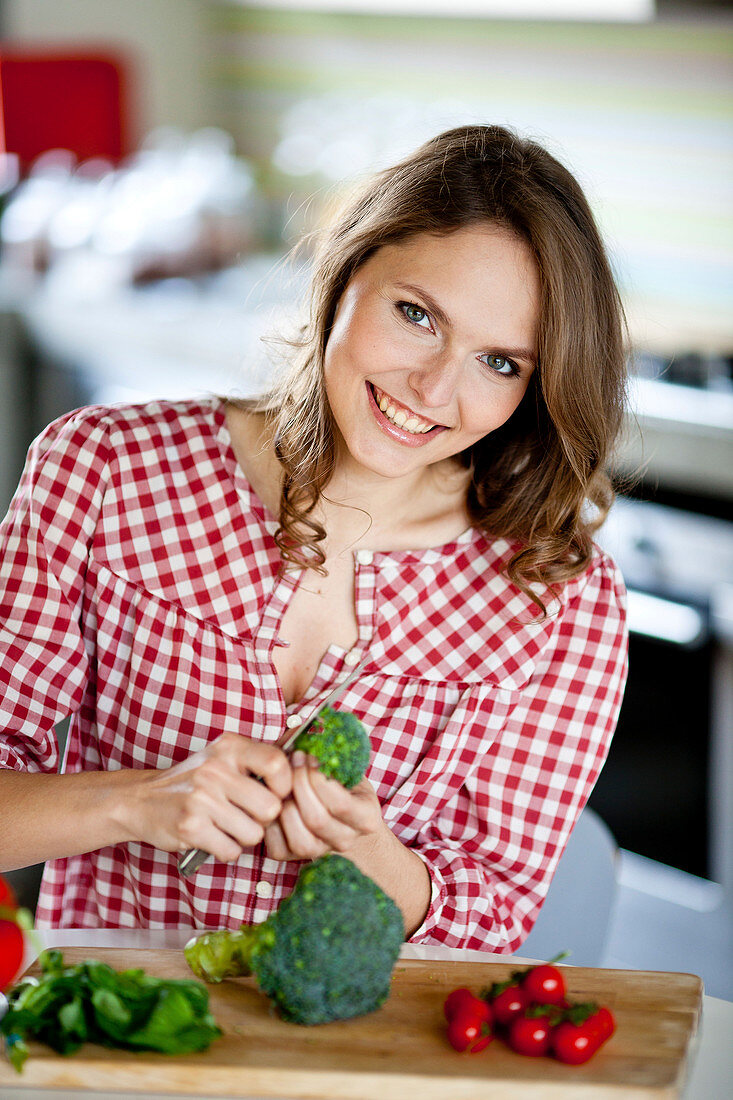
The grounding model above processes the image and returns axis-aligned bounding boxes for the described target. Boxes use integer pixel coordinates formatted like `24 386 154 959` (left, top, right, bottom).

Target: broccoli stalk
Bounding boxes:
184 854 404 1025
291 705 371 789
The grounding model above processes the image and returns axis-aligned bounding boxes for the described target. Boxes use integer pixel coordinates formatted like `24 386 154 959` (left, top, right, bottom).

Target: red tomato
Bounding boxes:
0 918 24 991
552 1020 599 1064
446 1004 493 1053
491 985 530 1027
521 963 567 1005
552 1002 615 1064
508 1014 553 1057
588 1005 616 1042
0 876 16 909
444 987 490 1023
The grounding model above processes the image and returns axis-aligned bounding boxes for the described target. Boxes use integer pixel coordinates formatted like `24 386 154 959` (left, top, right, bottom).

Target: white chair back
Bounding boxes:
519 806 619 967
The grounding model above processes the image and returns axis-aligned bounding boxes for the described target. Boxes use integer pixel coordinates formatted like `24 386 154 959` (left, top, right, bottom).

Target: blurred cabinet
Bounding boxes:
0 49 130 173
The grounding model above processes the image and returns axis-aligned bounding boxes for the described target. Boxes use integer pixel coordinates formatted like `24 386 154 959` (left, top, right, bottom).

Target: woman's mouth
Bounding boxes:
367 383 445 437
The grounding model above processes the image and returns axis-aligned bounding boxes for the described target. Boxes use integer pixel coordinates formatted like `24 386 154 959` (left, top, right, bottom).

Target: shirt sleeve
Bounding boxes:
403 552 628 952
0 407 112 772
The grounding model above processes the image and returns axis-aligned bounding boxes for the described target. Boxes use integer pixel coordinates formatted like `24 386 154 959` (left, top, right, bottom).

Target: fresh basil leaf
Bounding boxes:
4 1032 28 1073
125 987 218 1053
57 996 88 1042
91 987 133 1037
1 952 221 1071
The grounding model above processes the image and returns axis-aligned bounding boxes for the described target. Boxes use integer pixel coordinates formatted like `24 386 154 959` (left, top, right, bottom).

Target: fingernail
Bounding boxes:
291 750 306 767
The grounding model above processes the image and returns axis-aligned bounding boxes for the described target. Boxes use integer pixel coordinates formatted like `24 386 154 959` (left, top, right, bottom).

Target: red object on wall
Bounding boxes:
0 48 132 172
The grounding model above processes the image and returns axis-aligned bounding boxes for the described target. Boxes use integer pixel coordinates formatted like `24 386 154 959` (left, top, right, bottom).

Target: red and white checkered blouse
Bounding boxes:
0 399 627 949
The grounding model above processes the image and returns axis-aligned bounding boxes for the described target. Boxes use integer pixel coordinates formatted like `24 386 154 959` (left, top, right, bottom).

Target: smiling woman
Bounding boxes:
321 225 539 482
0 125 627 959
256 125 626 611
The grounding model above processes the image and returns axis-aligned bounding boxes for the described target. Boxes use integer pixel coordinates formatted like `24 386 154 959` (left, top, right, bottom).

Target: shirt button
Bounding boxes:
255 880 273 899
356 549 373 565
285 714 302 728
343 650 361 667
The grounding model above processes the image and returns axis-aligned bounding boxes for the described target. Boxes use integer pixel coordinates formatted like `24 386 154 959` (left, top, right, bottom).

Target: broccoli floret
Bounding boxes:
184 854 404 1025
291 705 371 789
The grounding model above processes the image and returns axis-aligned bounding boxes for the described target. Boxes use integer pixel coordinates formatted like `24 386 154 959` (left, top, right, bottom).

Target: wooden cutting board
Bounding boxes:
0 947 703 1098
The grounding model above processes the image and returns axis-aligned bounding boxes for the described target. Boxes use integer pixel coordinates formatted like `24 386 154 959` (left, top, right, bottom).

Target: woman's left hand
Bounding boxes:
263 751 384 862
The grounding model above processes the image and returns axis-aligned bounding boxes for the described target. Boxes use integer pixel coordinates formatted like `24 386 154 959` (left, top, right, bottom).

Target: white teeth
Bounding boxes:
372 385 435 434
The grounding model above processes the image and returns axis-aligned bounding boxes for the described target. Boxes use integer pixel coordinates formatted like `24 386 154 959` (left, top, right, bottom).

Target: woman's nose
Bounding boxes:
408 353 463 409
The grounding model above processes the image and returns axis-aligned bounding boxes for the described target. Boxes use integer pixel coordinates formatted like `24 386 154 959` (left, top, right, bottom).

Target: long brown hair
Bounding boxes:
242 124 627 611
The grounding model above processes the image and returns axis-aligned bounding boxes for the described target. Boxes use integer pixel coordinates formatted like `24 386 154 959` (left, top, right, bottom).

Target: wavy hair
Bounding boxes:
240 124 627 612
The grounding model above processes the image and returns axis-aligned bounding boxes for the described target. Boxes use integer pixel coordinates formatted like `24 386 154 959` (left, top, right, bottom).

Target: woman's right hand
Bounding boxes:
122 733 293 863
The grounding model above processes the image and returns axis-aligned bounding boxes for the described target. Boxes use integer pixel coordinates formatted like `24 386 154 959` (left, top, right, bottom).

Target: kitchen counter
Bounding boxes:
2 928 730 1099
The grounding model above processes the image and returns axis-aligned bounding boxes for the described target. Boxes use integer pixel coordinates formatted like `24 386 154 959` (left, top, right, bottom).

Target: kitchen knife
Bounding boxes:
275 655 368 752
177 656 368 878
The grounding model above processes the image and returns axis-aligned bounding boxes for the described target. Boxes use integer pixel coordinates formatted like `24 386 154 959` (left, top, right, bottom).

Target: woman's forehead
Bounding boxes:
362 224 536 281
347 224 541 359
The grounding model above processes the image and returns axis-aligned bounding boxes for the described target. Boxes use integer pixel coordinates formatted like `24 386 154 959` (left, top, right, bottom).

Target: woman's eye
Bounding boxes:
482 353 517 377
400 303 432 329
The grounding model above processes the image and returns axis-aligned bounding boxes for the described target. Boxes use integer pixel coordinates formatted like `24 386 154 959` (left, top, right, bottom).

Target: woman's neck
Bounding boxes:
320 451 471 555
225 403 471 556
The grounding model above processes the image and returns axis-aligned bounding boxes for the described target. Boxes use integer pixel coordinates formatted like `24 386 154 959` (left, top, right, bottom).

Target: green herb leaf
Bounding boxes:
57 996 88 1042
5 1032 28 1073
1 953 221 1072
91 987 133 1036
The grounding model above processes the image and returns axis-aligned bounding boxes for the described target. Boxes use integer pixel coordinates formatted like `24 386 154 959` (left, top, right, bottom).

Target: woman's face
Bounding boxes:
323 223 540 486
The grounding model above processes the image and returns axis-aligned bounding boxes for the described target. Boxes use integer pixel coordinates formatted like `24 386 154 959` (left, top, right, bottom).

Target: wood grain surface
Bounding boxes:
0 947 703 1098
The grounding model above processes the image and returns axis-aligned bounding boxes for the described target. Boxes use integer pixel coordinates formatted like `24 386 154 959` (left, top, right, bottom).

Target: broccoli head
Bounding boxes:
291 705 371 789
184 854 404 1025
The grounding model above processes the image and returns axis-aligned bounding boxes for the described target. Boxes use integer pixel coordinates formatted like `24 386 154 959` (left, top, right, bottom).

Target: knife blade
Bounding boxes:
275 656 368 753
177 656 368 878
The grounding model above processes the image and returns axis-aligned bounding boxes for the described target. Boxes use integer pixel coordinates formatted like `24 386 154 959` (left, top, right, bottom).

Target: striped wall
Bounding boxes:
203 5 733 355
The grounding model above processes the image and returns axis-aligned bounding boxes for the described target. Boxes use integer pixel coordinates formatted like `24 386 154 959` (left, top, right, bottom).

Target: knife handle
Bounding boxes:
178 847 209 877
177 658 368 879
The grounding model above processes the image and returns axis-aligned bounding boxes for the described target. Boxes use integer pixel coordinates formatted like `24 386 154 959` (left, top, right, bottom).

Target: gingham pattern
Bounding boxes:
0 399 628 950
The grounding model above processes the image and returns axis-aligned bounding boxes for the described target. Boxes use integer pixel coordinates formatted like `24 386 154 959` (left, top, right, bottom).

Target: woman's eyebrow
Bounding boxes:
493 345 538 369
394 282 452 330
394 281 537 368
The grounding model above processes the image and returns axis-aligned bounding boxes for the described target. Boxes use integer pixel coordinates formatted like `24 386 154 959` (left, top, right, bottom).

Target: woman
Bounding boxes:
0 125 627 950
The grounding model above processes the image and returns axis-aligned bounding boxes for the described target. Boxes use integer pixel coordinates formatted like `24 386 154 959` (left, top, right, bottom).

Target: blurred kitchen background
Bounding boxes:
0 1 731 995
